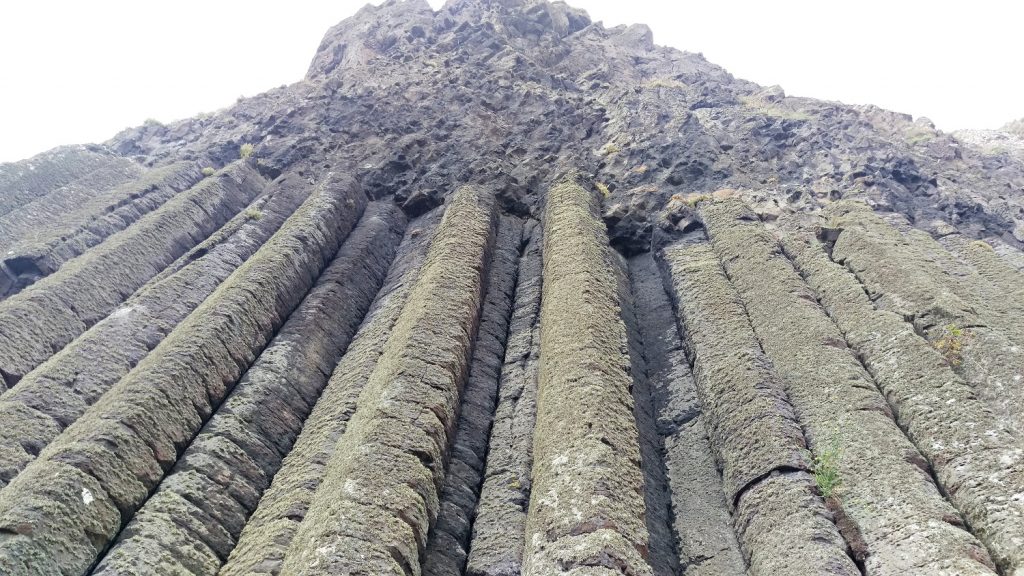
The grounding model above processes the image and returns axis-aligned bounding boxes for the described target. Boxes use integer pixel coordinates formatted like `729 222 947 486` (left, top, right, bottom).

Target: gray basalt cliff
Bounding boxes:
1 1 1024 575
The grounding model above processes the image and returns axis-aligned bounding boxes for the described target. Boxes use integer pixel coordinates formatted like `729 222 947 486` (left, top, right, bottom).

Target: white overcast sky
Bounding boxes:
1 0 1021 162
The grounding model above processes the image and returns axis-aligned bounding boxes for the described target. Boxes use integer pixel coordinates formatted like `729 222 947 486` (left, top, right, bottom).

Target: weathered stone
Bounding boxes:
422 216 523 576
0 162 203 297
0 162 265 390
522 179 651 576
91 202 404 575
279 184 496 575
703 198 996 574
465 220 543 576
660 240 858 575
627 253 745 575
780 216 1024 575
0 167 312 488
0 171 365 575
221 206 442 576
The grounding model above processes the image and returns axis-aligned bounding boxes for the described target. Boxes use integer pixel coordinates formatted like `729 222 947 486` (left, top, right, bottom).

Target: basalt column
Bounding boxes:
779 214 1024 575
701 198 996 574
222 206 444 576
0 162 264 389
627 252 745 576
422 215 524 576
0 168 313 489
0 172 365 576
660 239 859 576
280 185 497 575
465 220 543 576
91 202 406 575
522 179 652 576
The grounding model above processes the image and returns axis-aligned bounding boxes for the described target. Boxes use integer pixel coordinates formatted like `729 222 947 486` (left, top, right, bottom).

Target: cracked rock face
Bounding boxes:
2 0 1024 575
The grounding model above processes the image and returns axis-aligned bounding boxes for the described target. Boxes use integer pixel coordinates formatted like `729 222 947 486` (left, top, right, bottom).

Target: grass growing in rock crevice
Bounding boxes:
814 436 842 499
933 323 970 367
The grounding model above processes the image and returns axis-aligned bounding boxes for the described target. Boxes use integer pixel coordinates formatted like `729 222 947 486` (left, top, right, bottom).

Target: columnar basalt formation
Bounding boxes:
0 162 204 297
523 179 651 575
222 206 443 576
0 162 265 390
627 253 746 575
822 202 1024 437
0 172 365 575
422 215 523 576
615 252 680 576
280 185 496 575
0 169 311 488
3 0 1024 574
92 202 405 575
702 198 996 574
465 221 542 576
0 146 142 218
779 215 1024 575
660 240 859 575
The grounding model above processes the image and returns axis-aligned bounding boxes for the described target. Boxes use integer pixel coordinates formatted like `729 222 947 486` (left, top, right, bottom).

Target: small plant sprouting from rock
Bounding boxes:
933 323 971 367
201 167 216 177
595 182 611 198
240 143 255 159
245 208 263 221
814 436 842 500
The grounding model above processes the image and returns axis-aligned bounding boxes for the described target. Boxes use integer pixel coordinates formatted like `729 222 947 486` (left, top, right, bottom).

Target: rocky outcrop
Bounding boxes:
280 185 496 574
2 0 1024 574
0 162 264 390
0 167 310 488
661 240 858 575
0 145 142 218
422 215 523 576
703 198 995 573
92 201 404 575
222 206 442 576
0 162 203 297
523 179 650 575
0 171 364 575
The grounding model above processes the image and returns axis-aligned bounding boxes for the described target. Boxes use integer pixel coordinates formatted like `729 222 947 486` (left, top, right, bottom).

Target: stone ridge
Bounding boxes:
280 184 496 575
0 1 1022 574
0 171 366 575
0 161 203 298
702 198 995 573
0 162 264 390
222 205 443 576
524 179 650 575
92 201 406 575
0 167 311 489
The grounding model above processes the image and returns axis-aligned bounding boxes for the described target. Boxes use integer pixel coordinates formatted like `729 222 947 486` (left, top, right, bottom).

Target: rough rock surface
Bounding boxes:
1 0 1023 574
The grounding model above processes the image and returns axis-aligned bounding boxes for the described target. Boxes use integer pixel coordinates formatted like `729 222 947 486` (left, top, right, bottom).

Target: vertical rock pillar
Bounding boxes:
280 185 497 575
522 178 652 576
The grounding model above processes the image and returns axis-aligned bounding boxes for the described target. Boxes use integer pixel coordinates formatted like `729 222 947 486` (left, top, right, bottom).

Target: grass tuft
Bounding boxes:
933 323 971 367
813 436 842 499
